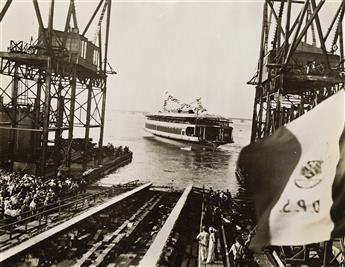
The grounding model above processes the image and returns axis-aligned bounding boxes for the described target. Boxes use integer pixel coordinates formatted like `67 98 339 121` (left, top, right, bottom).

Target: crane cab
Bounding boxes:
37 28 100 73
262 43 344 93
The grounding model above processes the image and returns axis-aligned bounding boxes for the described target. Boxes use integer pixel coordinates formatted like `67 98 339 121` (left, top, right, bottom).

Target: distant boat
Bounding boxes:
145 95 234 149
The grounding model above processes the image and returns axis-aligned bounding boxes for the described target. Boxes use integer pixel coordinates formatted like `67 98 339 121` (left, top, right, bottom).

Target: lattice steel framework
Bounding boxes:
0 0 113 176
248 0 345 266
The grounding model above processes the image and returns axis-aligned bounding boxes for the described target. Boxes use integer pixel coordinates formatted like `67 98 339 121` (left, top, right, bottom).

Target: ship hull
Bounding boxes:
145 127 229 150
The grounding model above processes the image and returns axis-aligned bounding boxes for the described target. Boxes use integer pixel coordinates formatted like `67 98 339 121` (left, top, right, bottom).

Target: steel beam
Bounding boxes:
140 185 193 266
339 22 344 69
33 0 49 49
0 0 13 23
62 0 73 47
251 90 259 143
82 0 105 36
258 2 268 85
41 57 52 176
284 0 292 57
98 0 112 151
310 0 331 72
48 0 55 48
54 82 64 170
71 0 78 29
267 0 286 41
67 67 77 168
332 1 345 53
84 82 92 169
324 1 344 42
9 64 19 170
284 0 324 66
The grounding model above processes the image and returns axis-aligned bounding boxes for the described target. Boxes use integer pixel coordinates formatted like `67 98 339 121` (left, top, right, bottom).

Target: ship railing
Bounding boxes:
0 181 141 247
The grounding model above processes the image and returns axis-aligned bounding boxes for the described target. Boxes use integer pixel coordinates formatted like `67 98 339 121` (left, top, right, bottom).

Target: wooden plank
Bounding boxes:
139 185 193 266
93 197 163 266
73 195 160 267
0 183 151 263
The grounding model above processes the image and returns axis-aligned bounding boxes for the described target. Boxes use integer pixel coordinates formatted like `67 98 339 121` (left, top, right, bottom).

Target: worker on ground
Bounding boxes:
196 225 209 262
207 227 217 263
229 237 245 267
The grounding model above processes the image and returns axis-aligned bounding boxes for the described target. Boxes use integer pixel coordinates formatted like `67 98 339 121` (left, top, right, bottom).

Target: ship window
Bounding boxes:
148 116 196 124
145 123 157 130
186 127 194 136
204 127 220 141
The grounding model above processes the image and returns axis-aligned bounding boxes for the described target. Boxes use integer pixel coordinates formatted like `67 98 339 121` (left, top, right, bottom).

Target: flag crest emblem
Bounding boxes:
295 160 324 189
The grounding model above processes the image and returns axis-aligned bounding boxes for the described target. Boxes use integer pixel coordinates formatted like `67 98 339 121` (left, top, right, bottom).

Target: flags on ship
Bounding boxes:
194 97 207 114
167 95 180 103
237 89 345 249
180 103 191 109
162 93 207 113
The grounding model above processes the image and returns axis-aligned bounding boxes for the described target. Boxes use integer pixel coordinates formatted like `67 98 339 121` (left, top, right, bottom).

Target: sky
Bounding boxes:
0 0 341 118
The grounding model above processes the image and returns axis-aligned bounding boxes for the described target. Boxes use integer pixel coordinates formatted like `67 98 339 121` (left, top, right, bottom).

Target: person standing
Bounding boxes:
196 226 209 262
229 237 244 267
207 227 216 264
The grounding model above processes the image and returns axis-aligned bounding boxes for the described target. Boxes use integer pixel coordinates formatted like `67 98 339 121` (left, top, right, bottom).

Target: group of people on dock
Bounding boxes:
104 143 130 157
196 225 218 264
196 188 233 264
197 187 257 266
0 169 87 220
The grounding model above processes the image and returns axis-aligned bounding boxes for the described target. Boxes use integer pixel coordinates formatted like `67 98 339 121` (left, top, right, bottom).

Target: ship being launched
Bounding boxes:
145 95 234 149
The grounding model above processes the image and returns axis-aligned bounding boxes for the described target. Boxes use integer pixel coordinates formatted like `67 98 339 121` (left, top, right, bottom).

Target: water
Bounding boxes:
97 110 251 194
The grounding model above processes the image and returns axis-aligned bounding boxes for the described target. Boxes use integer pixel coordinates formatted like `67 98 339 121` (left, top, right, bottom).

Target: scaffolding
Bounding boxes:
0 0 113 177
249 0 345 141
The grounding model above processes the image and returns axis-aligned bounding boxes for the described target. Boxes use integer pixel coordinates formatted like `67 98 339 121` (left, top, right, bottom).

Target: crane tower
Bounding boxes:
0 0 113 177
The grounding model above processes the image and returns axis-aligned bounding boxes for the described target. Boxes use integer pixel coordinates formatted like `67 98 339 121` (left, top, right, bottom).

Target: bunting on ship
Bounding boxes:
237 89 345 249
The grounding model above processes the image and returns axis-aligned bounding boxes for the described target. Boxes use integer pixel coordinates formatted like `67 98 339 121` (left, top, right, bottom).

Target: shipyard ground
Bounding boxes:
0 182 257 267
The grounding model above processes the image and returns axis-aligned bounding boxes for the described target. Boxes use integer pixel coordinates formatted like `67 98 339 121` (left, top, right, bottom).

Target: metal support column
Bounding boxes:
41 57 52 177
9 64 19 170
67 67 77 168
84 81 92 169
98 0 112 153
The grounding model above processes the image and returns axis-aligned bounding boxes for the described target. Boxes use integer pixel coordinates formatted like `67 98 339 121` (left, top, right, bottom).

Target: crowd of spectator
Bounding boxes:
0 169 86 220
103 144 130 157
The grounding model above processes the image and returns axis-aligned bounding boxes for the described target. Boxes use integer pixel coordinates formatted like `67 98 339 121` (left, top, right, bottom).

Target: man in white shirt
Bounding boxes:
229 238 244 267
196 226 209 262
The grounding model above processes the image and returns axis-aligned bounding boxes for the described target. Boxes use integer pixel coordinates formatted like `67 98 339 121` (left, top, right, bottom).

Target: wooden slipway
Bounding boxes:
0 183 152 263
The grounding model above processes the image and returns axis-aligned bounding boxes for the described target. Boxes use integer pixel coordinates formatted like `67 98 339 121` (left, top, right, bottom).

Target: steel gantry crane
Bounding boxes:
0 0 113 177
248 0 345 266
